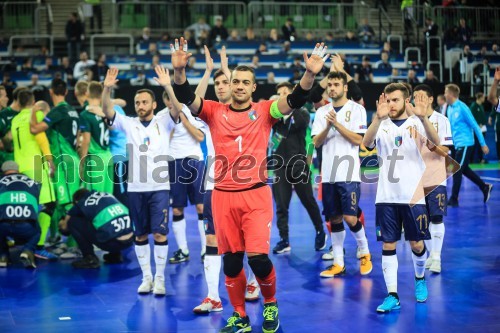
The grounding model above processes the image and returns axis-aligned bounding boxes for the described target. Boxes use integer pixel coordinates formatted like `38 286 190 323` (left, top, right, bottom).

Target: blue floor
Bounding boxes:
1 168 499 333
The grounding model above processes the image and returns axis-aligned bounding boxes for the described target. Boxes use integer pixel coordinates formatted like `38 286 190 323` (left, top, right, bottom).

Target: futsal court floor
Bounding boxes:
1 165 499 333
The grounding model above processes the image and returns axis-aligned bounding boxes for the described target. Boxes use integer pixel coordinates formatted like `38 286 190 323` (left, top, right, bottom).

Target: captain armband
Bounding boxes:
270 101 284 119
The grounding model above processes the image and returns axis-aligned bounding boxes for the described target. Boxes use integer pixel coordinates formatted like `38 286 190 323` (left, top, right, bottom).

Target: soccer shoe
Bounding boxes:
322 246 334 260
153 276 166 296
359 254 373 275
35 248 58 261
169 249 190 263
415 277 428 302
272 239 291 254
376 294 401 313
137 276 154 294
429 258 441 274
483 183 493 203
262 302 280 333
315 230 327 251
193 297 223 314
59 247 82 259
72 254 100 269
447 198 459 207
51 243 68 255
0 255 10 267
219 312 251 333
20 250 36 269
425 257 433 269
320 264 346 278
103 252 123 264
245 281 260 302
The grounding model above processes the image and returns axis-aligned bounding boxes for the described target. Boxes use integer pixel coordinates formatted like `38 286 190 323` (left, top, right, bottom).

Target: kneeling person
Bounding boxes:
59 189 134 268
0 161 41 269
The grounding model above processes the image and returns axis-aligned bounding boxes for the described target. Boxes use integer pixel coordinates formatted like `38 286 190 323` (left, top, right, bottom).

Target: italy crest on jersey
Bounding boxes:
249 110 258 121
394 135 402 147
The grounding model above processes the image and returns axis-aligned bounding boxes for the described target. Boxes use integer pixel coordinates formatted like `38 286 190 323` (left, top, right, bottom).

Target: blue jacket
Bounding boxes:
447 99 485 147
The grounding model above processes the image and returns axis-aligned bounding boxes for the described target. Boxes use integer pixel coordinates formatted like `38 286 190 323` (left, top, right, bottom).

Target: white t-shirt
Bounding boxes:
421 111 453 188
311 100 367 183
367 116 427 205
158 105 205 160
110 111 175 192
73 60 96 80
204 124 215 191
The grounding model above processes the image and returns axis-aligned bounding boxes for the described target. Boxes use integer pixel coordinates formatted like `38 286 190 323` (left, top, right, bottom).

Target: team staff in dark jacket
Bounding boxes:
269 82 326 254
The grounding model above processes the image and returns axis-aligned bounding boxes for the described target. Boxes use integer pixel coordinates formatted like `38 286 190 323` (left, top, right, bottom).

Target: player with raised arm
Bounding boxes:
311 70 372 278
170 37 328 332
101 66 180 296
362 83 440 313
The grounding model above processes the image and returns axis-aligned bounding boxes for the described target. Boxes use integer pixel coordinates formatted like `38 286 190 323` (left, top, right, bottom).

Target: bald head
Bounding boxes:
34 100 50 115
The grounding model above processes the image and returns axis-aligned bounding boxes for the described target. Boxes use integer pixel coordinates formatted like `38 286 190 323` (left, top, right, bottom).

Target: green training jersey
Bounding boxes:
0 106 18 138
79 107 110 154
44 101 80 157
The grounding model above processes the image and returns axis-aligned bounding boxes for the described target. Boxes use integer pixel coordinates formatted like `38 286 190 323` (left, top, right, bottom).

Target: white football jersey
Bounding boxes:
204 124 215 191
311 100 367 183
421 111 453 188
158 105 205 160
111 111 175 192
367 116 427 205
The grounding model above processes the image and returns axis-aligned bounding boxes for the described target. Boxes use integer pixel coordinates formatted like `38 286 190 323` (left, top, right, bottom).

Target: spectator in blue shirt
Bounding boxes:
444 84 492 207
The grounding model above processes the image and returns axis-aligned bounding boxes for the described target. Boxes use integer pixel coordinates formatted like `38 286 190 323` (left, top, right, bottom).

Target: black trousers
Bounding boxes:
470 132 485 163
68 216 133 256
272 164 323 240
450 146 486 201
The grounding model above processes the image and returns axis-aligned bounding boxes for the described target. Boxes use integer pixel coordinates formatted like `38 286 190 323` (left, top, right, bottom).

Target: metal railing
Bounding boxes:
113 1 247 33
387 35 403 54
432 6 500 40
90 34 134 59
2 1 38 33
8 35 54 56
248 2 369 33
369 6 392 44
405 47 421 65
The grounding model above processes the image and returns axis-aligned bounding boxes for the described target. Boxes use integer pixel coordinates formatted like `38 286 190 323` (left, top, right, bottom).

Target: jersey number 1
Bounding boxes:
235 135 242 153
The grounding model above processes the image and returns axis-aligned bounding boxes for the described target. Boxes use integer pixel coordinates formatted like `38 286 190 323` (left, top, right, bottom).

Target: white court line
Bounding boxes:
481 177 500 182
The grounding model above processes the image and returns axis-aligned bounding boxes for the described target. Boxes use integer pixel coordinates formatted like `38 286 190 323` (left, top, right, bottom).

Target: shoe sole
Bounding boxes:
20 257 36 269
34 255 58 261
262 320 280 333
138 289 152 294
245 296 260 302
169 258 189 264
320 268 346 278
376 304 401 313
153 291 166 296
321 254 334 261
416 297 428 303
484 185 493 203
430 268 441 274
273 247 291 254
193 307 223 314
360 265 373 276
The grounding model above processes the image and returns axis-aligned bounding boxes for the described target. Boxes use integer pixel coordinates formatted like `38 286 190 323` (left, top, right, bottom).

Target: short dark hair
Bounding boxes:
475 92 484 99
402 82 413 96
18 89 34 108
73 188 90 203
136 89 156 102
384 83 410 99
275 82 293 93
213 69 227 81
51 78 67 96
232 65 256 83
327 71 348 85
12 86 28 101
414 84 434 98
